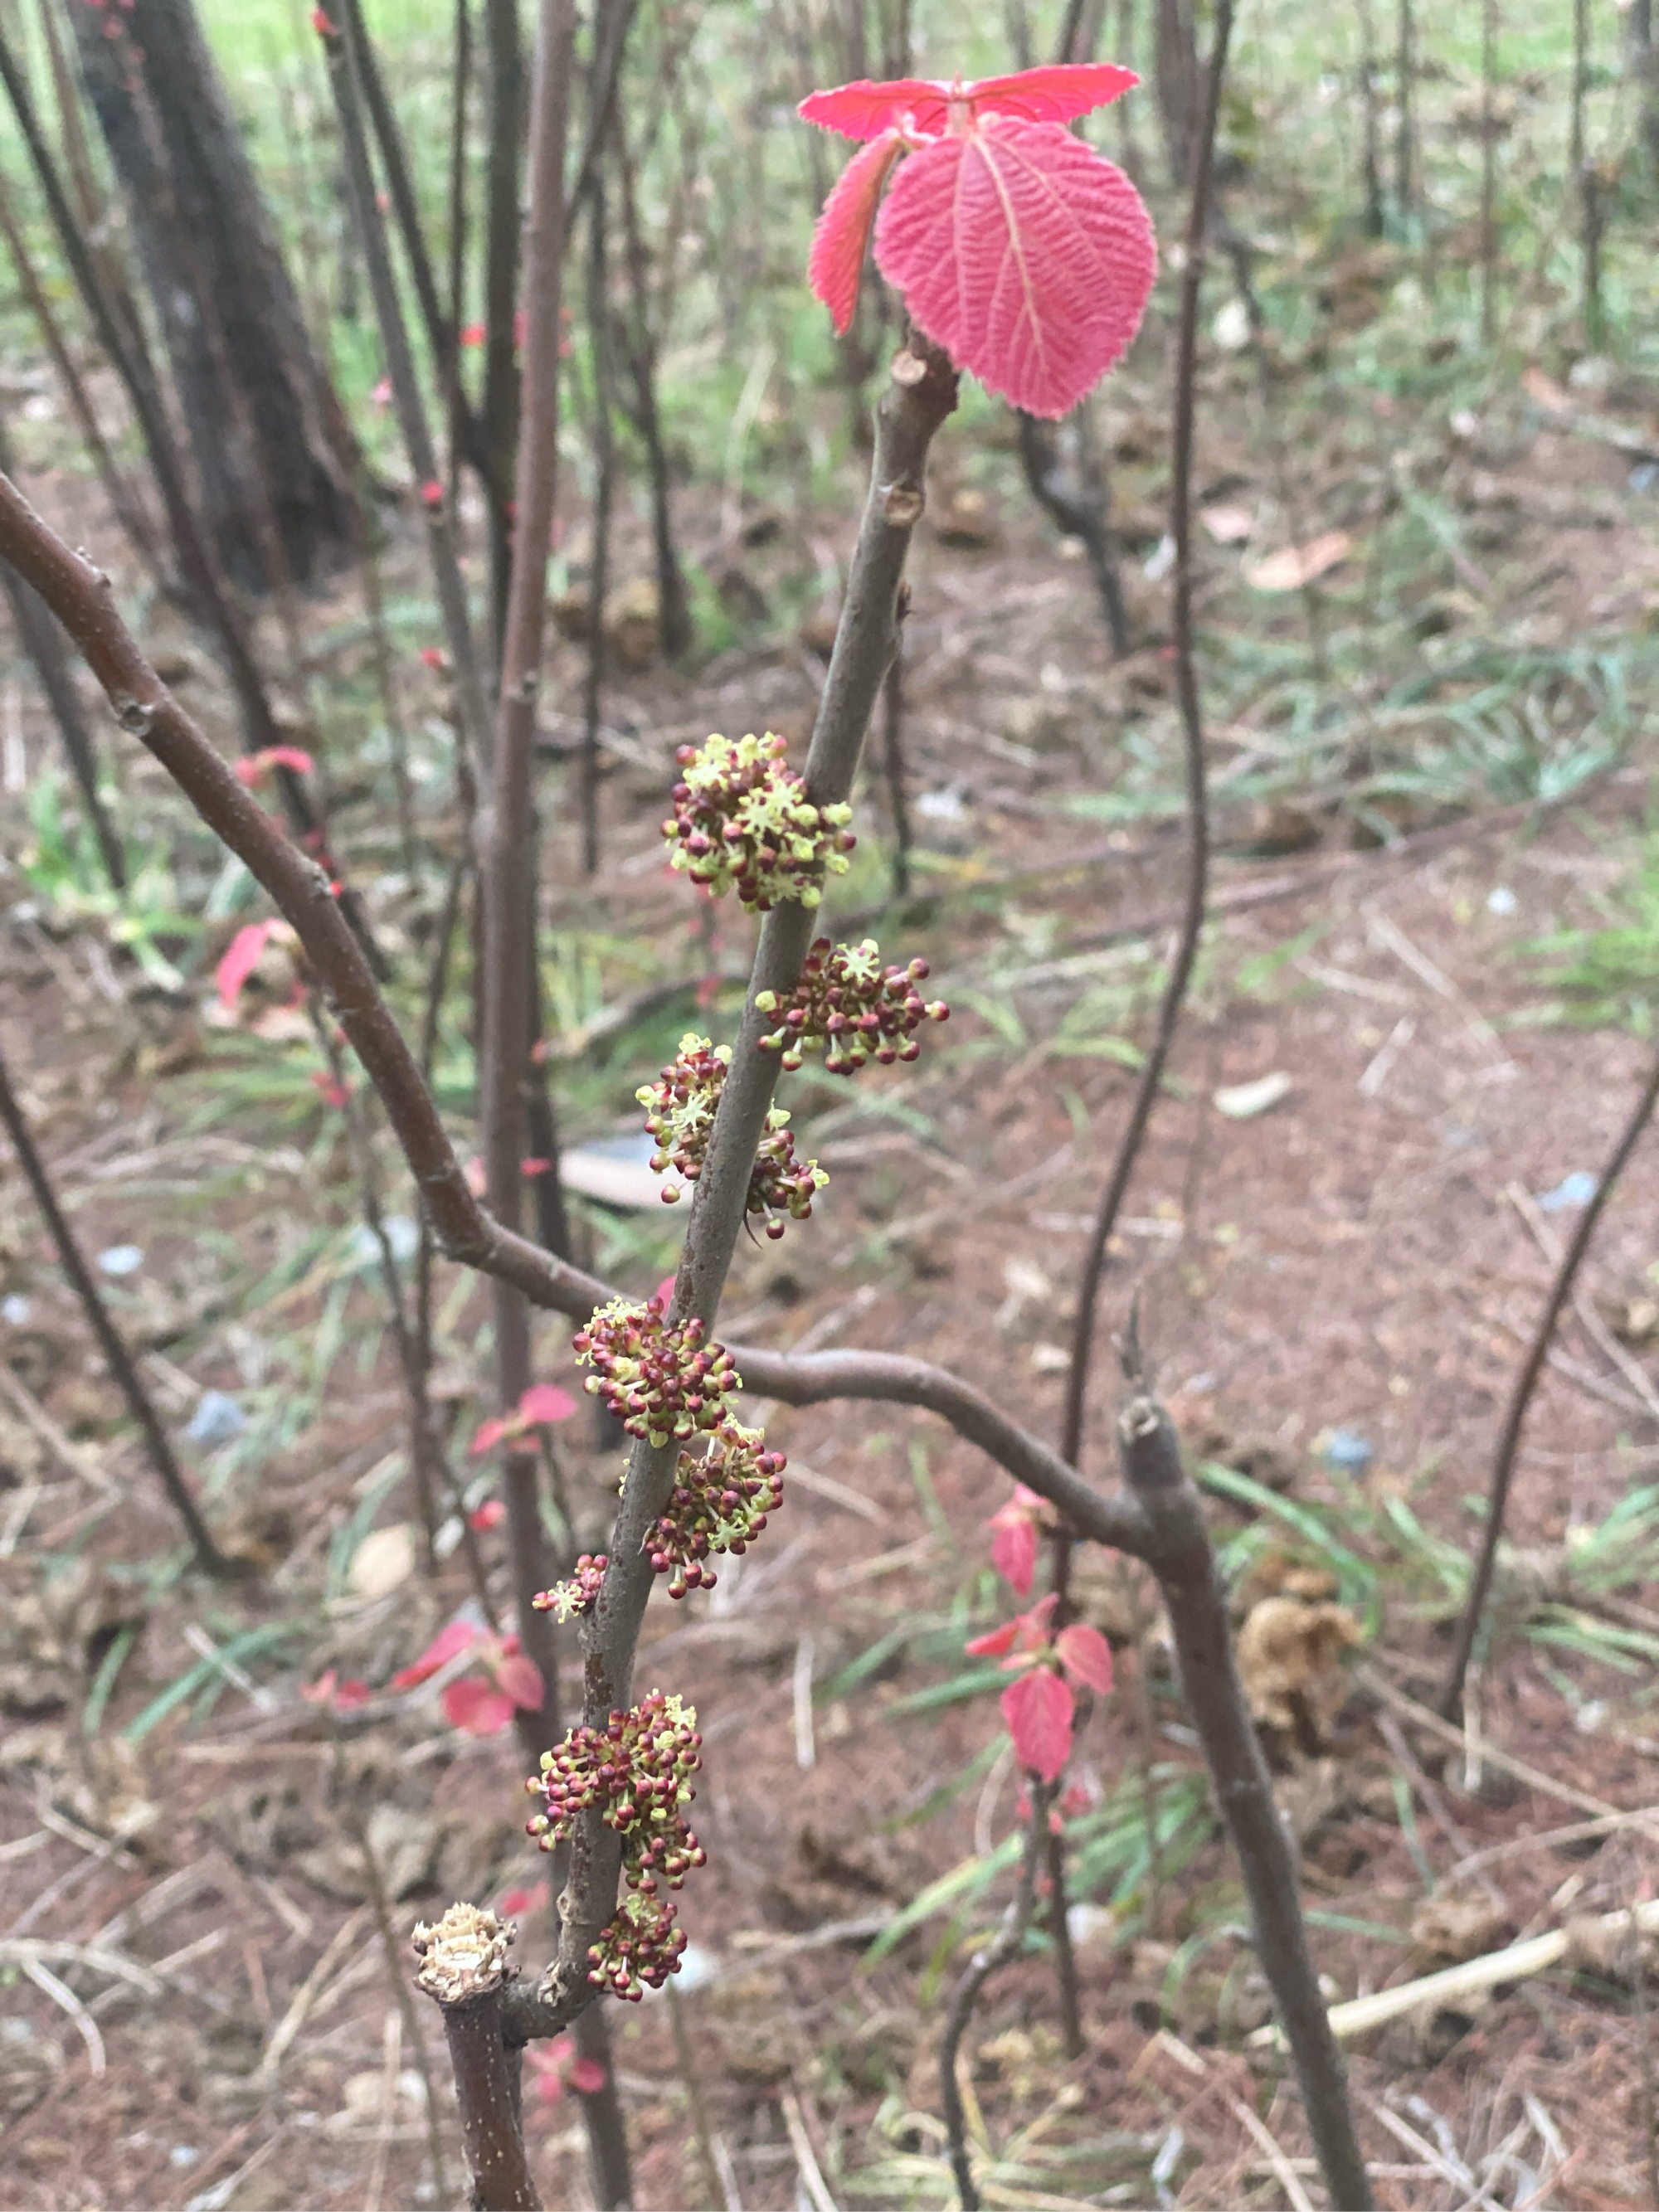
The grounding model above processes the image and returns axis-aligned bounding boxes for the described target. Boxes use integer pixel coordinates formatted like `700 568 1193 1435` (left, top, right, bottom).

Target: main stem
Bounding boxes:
546 337 960 2004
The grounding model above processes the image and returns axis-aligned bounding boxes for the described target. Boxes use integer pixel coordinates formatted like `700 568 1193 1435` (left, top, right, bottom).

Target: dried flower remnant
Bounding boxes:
639 1033 827 1236
649 1420 786 1598
755 937 947 1074
573 1294 739 1446
664 732 854 911
527 1691 705 1998
801 65 1155 420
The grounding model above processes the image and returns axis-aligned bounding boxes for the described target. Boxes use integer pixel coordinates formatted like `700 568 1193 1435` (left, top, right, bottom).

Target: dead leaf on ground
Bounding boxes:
1236 1594 1361 1747
1214 1071 1293 1120
1244 531 1352 593
346 1523 416 1601
1410 1894 1511 1968
1201 503 1256 545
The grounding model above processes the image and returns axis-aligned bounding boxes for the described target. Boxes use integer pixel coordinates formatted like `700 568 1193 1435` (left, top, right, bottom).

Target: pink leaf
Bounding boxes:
460 321 486 346
988 1511 1039 1597
800 65 1138 142
333 1677 370 1712
654 1276 679 1309
527 2040 572 2102
1055 1621 1113 1696
518 1383 577 1427
873 117 1156 419
442 1677 516 1735
800 76 950 140
498 1880 549 1918
494 1648 546 1712
392 1616 477 1689
568 2057 608 2095
216 922 271 1011
948 64 1138 125
807 131 906 333
965 1618 1020 1659
469 1497 506 1531
469 1415 508 1458
1000 1665 1074 1782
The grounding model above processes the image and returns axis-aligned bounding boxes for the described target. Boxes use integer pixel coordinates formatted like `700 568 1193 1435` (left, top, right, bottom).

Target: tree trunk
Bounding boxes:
69 0 354 595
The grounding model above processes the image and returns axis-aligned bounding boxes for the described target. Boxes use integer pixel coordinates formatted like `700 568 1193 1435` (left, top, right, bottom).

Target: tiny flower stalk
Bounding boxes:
755 936 947 1074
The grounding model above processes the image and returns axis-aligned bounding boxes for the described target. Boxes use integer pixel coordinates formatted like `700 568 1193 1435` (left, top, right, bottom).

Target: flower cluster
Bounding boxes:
526 1691 704 1999
663 732 854 911
638 1034 827 1237
755 938 948 1074
649 1420 786 1598
573 1295 739 1447
533 1553 609 1621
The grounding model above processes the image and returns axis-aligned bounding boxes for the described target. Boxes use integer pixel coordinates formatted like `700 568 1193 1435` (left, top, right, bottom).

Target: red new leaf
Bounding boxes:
1055 1621 1114 1696
216 921 272 1011
1000 1665 1074 1782
518 1383 577 1427
392 1616 477 1689
874 115 1155 418
988 1511 1039 1597
808 131 905 333
965 1617 1021 1659
494 1644 546 1712
800 65 1136 142
443 1676 516 1736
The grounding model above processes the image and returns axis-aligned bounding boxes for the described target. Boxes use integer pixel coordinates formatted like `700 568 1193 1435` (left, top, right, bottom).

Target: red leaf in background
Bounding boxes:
807 131 905 333
392 1616 477 1689
802 65 1136 142
965 1617 1021 1659
494 1646 545 1712
518 1383 577 1427
443 1676 516 1735
568 2058 608 2095
1055 1621 1114 1695
418 645 445 670
1001 1665 1074 1781
460 321 486 346
420 479 444 508
216 922 271 1011
498 1880 549 1918
988 1510 1039 1596
527 2039 574 2103
469 1497 506 1530
873 116 1155 418
521 1156 552 1177
469 1416 508 1457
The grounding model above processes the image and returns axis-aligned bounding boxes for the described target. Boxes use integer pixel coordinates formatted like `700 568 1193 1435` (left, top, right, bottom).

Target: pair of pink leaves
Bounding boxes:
392 1617 543 1737
967 1591 1112 1782
469 1379 577 1458
801 64 1156 421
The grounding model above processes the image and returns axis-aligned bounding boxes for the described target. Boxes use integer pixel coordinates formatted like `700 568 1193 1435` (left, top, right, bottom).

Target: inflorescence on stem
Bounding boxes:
639 1033 827 1235
647 1417 785 1598
755 936 947 1074
533 1552 609 1622
526 1691 705 1999
663 730 854 909
573 1293 739 1445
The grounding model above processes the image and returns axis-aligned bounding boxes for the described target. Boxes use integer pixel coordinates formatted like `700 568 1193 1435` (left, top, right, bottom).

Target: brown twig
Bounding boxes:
414 1906 540 2211
0 1043 242 1579
1058 0 1231 1471
1441 1038 1659 1719
480 0 579 1784
320 14 494 776
1115 1354 1372 2212
939 1782 1054 2211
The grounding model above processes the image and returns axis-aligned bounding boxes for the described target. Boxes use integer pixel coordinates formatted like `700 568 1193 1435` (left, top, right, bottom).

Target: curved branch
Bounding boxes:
1441 1038 1659 1719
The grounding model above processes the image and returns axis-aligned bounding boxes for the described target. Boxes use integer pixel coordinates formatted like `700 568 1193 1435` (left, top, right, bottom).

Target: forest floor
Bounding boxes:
7 327 1659 2211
